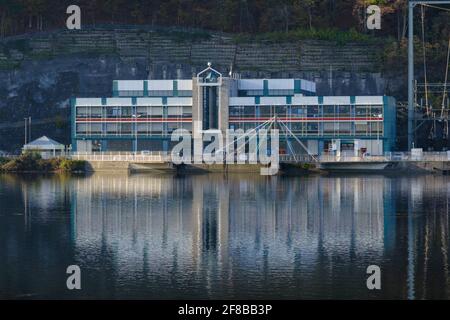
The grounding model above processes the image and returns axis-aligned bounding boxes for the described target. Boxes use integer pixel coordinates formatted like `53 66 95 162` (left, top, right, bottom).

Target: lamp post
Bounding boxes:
24 117 28 145
28 116 31 142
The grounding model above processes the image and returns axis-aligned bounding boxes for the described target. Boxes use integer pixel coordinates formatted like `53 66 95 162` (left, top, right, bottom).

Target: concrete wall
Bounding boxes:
219 78 230 134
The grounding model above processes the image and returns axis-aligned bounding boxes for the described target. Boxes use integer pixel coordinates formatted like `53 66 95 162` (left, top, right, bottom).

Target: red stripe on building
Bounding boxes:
228 117 382 122
76 118 193 122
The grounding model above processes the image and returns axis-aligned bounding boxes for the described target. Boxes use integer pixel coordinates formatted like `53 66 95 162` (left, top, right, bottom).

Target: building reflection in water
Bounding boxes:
69 173 447 299
1 173 449 299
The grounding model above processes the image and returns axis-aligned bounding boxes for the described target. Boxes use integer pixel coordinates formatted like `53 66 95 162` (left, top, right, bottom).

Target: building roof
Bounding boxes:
23 136 64 150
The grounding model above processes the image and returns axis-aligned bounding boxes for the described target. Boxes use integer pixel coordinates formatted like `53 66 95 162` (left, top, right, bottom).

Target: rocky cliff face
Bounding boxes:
0 27 401 152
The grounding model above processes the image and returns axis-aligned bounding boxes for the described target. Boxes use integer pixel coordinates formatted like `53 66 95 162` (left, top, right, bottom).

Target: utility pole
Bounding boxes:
24 117 28 145
408 1 450 150
28 116 31 142
408 1 415 151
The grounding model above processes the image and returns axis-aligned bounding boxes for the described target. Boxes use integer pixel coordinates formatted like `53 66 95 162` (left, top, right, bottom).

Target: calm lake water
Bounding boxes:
0 173 449 299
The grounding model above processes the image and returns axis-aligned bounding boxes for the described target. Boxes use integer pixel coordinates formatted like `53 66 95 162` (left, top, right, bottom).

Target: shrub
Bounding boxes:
0 157 9 166
59 159 86 172
1 153 85 173
1 152 42 171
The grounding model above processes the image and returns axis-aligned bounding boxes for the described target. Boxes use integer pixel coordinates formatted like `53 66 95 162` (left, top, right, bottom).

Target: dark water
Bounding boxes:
0 173 449 299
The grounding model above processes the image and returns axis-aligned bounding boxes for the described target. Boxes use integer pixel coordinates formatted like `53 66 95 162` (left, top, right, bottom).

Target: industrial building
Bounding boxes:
72 64 396 156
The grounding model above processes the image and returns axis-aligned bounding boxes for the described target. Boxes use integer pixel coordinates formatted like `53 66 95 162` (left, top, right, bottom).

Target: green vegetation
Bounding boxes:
0 0 447 43
59 159 86 172
0 0 447 89
0 157 9 166
0 1 447 77
301 163 315 170
233 28 375 45
1 152 86 173
0 60 21 69
155 29 212 43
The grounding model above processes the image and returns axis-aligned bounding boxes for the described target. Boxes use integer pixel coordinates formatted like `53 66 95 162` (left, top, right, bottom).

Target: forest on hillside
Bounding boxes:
0 0 448 42
0 1 449 83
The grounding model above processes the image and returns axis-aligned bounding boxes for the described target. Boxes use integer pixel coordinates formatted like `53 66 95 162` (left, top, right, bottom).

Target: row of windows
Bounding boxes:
116 90 192 97
77 105 384 117
230 105 384 118
76 106 192 118
229 122 383 136
238 89 297 96
76 122 192 135
76 120 382 136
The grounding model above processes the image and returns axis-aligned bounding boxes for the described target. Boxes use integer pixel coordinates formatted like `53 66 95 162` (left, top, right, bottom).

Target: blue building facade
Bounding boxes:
72 65 396 155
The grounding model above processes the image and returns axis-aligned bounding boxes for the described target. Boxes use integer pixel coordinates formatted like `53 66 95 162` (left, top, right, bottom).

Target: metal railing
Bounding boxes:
319 151 450 163
278 154 318 163
70 151 450 163
71 151 171 162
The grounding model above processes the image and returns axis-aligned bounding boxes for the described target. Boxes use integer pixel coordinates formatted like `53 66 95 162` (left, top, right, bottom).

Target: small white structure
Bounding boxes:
22 136 65 159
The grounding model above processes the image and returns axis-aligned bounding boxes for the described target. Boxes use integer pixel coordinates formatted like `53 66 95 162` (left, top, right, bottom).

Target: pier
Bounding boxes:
71 151 450 174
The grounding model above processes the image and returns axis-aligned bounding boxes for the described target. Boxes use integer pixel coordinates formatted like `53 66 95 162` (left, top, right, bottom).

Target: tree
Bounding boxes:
300 0 317 30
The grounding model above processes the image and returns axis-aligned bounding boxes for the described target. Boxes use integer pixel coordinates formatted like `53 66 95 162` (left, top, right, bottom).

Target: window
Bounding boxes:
291 106 306 116
229 106 243 117
238 90 264 96
150 123 163 134
106 123 119 134
168 123 180 133
91 107 102 118
369 122 383 135
137 107 149 117
355 123 368 135
337 105 350 116
121 123 132 134
182 123 192 131
290 123 304 134
337 122 352 134
121 107 132 117
168 106 183 116
177 90 192 97
260 106 271 117
370 106 383 118
307 106 319 117
323 123 336 135
106 107 121 117
118 90 144 97
323 105 335 116
90 123 102 134
182 106 192 117
307 123 318 134
148 90 173 97
76 123 88 134
268 89 294 96
274 105 287 117
243 106 255 117
356 106 367 117
76 107 89 117
137 123 149 133
150 106 163 117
